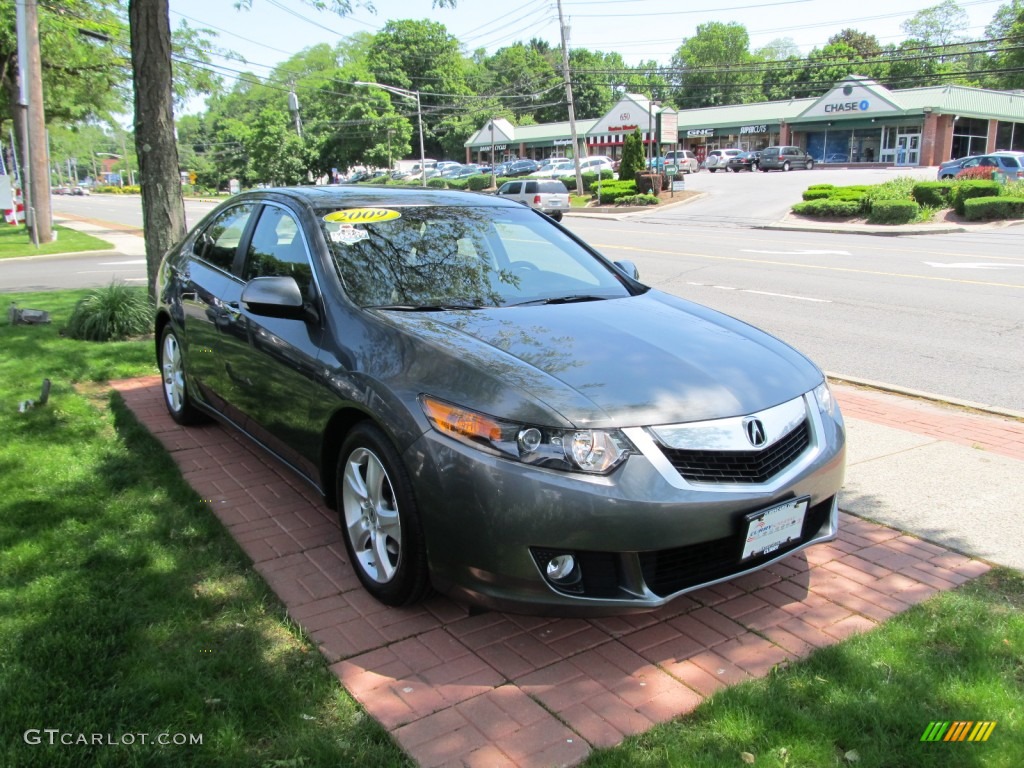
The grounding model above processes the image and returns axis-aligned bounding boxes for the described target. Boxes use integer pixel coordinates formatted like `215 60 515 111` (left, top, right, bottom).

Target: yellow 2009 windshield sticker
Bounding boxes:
323 208 401 224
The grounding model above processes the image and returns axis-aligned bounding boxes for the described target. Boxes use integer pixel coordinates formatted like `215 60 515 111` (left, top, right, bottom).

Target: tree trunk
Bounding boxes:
128 0 186 301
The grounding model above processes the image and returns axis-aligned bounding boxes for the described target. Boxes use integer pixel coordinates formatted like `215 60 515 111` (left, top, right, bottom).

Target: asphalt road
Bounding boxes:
6 172 1023 413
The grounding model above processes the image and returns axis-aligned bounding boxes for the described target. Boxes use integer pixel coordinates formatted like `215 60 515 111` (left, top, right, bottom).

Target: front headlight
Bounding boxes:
813 380 836 417
420 395 633 474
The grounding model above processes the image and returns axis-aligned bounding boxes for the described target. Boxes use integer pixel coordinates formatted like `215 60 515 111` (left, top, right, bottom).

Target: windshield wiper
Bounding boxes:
367 302 484 312
507 295 609 307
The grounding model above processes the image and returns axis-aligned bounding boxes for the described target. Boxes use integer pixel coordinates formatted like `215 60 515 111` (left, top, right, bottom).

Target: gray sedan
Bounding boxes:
155 186 845 615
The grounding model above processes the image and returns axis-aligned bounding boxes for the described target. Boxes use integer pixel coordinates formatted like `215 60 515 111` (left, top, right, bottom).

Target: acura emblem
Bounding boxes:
744 418 767 448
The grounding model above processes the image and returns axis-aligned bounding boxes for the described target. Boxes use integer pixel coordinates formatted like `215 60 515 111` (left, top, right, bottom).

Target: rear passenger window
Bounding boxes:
192 204 255 273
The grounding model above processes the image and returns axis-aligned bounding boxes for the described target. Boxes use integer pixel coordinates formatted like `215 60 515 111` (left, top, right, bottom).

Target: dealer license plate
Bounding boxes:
741 497 808 560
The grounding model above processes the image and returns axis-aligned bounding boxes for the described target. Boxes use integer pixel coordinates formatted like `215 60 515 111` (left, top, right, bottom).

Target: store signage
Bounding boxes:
824 100 870 113
687 128 714 137
619 112 631 120
553 139 573 145
492 144 507 150
607 124 639 132
740 124 768 134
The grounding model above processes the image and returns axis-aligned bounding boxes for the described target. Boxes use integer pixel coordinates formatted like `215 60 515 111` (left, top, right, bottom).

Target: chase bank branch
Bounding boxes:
465 75 1024 168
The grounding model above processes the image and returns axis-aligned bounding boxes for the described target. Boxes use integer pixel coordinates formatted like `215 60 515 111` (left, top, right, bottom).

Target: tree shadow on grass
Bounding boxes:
0 390 412 768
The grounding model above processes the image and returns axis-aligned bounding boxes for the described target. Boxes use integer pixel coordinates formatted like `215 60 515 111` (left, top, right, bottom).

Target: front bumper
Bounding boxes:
405 395 846 616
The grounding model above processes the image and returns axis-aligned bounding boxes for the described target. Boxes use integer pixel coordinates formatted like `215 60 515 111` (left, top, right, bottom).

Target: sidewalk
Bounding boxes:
111 375 1020 768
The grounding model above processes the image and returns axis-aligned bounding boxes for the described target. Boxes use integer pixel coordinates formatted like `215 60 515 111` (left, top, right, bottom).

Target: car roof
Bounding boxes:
232 185 517 212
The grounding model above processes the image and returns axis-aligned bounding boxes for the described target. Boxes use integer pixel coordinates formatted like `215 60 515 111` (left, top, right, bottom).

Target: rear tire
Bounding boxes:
550 211 563 222
337 423 430 607
782 161 791 172
158 325 204 425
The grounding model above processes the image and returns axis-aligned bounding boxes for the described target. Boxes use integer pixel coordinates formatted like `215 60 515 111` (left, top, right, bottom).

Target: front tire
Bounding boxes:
337 423 430 606
159 325 204 425
805 160 814 170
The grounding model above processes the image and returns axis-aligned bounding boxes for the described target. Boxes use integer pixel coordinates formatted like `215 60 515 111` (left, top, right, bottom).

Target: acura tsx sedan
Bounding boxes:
155 185 845 615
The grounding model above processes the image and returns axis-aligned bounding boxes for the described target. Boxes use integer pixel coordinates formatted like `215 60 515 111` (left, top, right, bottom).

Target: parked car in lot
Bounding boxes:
703 148 743 172
726 150 761 172
531 161 576 179
664 149 700 173
939 152 1024 180
759 146 815 171
495 178 569 221
155 185 845 615
501 159 540 177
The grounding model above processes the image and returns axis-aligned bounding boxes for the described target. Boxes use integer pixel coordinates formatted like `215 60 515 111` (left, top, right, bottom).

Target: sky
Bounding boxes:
169 0 1011 113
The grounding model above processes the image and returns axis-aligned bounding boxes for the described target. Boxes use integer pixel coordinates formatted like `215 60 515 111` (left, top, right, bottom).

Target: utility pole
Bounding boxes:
556 0 585 197
15 0 52 244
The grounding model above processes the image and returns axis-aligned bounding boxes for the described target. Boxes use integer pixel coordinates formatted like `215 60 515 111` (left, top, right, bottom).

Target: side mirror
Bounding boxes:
241 276 307 320
614 260 639 280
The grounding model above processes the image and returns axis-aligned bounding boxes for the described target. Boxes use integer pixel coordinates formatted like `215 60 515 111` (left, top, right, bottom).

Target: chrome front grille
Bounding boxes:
656 418 811 484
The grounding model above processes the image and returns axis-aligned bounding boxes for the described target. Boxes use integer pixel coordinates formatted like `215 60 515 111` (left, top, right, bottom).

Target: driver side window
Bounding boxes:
242 205 314 296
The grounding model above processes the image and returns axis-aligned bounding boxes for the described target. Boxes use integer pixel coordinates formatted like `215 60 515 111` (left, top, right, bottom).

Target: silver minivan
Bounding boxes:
496 179 570 221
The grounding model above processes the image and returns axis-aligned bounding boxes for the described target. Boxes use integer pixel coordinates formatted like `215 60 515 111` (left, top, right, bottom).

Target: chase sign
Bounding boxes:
824 100 870 113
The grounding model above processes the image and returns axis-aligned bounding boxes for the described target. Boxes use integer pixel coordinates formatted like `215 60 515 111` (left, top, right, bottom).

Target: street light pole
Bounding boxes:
353 81 426 188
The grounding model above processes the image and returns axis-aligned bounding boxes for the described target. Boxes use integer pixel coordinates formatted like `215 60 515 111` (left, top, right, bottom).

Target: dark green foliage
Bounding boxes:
426 177 447 188
867 199 919 224
618 129 646 183
952 180 1002 214
445 178 470 191
963 196 1024 220
594 181 639 204
613 194 660 206
912 182 955 208
581 170 615 193
791 198 861 217
65 283 153 342
466 174 493 191
635 173 664 195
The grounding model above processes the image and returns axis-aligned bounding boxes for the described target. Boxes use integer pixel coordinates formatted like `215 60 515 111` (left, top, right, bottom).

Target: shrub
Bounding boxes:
426 177 447 188
466 174 492 191
445 178 469 191
867 199 919 224
635 173 663 195
66 282 153 342
613 194 659 206
956 166 997 181
580 170 615 193
618 129 646 183
951 180 1002 215
594 181 638 205
806 183 836 191
962 196 1024 220
791 198 861 217
912 182 955 208
802 189 833 201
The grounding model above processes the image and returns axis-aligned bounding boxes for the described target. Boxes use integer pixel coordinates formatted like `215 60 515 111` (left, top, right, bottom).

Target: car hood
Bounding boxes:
375 291 822 428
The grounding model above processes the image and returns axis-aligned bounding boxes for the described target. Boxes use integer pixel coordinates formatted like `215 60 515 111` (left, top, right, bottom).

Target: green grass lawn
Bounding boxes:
0 224 113 260
1 289 1020 767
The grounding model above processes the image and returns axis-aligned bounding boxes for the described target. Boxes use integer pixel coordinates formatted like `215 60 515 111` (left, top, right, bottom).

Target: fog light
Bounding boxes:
545 554 577 583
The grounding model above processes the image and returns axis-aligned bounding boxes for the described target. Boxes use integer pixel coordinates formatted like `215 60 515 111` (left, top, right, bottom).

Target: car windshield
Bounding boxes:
319 205 634 310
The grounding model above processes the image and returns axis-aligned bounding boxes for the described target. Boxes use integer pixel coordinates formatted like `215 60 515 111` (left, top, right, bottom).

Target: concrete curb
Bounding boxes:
826 371 1024 421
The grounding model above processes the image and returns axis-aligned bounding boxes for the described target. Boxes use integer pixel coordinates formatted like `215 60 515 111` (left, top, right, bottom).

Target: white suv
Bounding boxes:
703 148 742 172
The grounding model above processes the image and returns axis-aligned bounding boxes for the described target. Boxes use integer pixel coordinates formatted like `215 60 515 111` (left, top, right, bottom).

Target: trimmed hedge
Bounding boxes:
912 181 955 208
635 173 664 195
466 174 493 191
802 189 833 201
581 170 616 193
806 183 836 191
614 194 659 206
594 181 638 205
963 196 1024 220
426 177 447 188
867 199 919 224
791 198 861 217
951 180 1002 215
